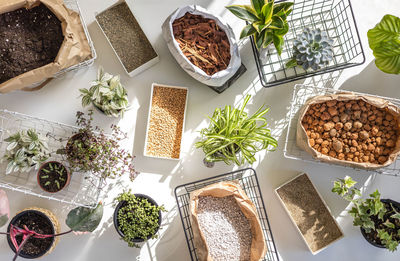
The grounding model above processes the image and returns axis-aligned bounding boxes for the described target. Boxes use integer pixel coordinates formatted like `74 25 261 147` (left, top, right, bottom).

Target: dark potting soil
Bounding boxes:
13 212 53 256
365 201 400 246
39 162 68 192
173 12 231 76
96 2 157 73
0 4 64 84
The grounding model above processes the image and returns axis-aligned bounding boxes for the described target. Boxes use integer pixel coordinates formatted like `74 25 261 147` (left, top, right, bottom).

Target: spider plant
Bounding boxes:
196 95 278 165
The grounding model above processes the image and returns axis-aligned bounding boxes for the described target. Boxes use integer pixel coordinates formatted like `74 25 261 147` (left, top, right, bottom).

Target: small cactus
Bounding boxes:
286 28 334 71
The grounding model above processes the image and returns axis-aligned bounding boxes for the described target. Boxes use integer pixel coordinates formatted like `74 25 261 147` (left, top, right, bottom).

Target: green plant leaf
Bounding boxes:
240 23 257 39
261 2 274 23
226 5 259 22
263 31 274 48
344 176 357 188
270 15 284 29
273 34 284 55
368 14 400 50
255 32 266 49
383 220 395 229
66 203 103 232
285 58 298 68
273 2 294 15
251 0 265 14
373 40 400 74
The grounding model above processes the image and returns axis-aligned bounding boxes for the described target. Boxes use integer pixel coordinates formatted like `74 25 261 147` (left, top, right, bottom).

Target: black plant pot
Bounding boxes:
360 198 400 249
113 194 162 243
7 210 55 259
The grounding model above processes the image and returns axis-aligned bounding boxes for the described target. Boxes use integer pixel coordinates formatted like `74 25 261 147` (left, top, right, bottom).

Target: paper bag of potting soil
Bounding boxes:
162 5 241 88
297 93 400 170
190 181 267 261
0 0 92 93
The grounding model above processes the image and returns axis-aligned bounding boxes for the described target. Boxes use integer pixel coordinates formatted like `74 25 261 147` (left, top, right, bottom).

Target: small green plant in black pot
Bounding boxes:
114 191 166 248
196 95 277 166
37 161 70 193
332 176 400 251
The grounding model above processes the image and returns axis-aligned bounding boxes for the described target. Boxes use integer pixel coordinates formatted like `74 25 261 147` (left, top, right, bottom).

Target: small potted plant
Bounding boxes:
114 191 165 248
226 0 293 54
37 161 70 193
80 67 129 117
61 110 138 187
0 202 103 261
332 176 400 251
196 95 278 167
2 129 50 175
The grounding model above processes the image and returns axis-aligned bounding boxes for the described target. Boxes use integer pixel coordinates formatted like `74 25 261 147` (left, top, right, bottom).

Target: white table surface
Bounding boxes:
1 0 400 260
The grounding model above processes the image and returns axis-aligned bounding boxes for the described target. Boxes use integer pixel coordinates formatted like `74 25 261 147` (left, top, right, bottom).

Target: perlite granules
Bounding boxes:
197 196 252 261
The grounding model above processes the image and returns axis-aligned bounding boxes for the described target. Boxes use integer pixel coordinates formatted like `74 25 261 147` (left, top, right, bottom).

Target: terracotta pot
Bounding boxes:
37 161 71 193
113 194 162 243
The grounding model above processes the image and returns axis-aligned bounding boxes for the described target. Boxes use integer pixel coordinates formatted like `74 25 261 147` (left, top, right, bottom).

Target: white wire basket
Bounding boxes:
284 84 400 177
27 0 97 89
0 110 103 208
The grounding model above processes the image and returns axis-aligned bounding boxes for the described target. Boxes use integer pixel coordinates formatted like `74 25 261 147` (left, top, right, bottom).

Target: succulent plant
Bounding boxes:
226 0 293 55
2 129 50 174
286 28 334 71
80 67 129 117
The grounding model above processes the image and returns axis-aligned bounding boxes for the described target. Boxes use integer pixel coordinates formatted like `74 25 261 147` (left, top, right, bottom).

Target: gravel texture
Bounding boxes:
197 196 252 261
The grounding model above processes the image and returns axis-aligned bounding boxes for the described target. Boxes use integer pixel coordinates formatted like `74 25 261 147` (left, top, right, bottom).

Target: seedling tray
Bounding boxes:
174 168 279 261
275 173 344 254
284 84 400 177
0 110 103 208
251 0 364 87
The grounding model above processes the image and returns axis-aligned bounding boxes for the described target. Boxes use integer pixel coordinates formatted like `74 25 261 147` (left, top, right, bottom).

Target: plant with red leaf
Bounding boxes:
0 203 103 261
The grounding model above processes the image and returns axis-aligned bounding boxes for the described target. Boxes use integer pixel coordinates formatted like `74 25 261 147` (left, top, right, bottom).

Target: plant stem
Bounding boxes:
13 234 32 261
0 232 9 235
52 229 73 237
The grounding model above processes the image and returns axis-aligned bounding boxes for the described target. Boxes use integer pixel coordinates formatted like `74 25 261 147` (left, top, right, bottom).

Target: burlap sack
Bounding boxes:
190 181 266 261
297 93 400 169
0 0 92 93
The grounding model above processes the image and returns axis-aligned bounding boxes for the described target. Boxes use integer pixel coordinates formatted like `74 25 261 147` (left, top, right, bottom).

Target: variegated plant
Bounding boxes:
80 67 129 117
2 129 50 174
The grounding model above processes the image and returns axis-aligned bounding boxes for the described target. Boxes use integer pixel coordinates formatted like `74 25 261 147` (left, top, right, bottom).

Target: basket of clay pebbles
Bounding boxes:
174 168 280 261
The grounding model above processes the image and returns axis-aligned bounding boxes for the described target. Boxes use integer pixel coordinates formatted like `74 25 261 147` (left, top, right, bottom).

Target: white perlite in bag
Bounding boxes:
162 5 241 88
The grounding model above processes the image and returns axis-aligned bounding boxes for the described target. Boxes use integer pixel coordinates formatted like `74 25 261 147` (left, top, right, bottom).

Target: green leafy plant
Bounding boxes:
2 129 50 174
0 203 103 261
115 191 166 248
332 176 400 251
63 110 138 187
196 95 278 165
80 67 129 117
367 14 400 74
38 161 68 192
226 0 293 54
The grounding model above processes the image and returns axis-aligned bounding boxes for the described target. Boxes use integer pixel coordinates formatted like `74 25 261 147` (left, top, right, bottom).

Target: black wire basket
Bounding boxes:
251 0 365 88
174 168 279 261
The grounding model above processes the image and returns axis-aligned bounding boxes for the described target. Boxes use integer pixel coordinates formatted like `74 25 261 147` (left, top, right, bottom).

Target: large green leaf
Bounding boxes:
273 34 284 55
273 2 294 14
261 2 274 23
226 5 259 22
368 14 400 50
251 0 265 14
66 203 103 232
373 39 400 74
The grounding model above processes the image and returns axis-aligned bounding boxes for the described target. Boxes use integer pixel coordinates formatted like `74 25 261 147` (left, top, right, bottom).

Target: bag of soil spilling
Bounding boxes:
297 93 400 170
190 181 266 261
0 0 92 93
162 5 241 88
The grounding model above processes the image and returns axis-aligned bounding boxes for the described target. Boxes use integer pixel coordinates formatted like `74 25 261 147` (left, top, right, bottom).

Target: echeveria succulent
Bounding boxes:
286 28 334 71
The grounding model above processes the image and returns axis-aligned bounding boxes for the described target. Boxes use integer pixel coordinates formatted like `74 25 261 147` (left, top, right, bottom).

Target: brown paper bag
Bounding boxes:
0 0 92 93
297 93 400 169
190 181 267 261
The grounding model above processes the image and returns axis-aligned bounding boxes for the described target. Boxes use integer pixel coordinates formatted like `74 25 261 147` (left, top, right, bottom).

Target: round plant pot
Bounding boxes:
360 199 400 249
93 103 125 118
113 194 162 243
7 207 61 259
37 161 71 193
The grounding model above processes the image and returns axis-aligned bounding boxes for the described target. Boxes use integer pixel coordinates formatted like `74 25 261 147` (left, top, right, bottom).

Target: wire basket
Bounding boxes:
250 0 365 88
27 0 97 89
0 110 103 208
174 168 279 261
284 84 400 177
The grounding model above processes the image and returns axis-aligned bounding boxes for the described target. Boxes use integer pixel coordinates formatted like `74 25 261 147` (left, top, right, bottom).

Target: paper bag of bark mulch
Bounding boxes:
297 93 400 170
0 0 92 93
162 5 241 88
190 181 266 261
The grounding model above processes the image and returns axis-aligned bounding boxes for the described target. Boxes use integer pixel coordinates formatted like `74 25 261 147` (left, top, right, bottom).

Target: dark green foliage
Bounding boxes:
66 203 103 232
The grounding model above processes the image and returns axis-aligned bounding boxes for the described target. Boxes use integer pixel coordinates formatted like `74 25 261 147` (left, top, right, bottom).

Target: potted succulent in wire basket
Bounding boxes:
332 176 400 251
196 95 278 167
226 0 293 54
0 188 103 260
80 67 129 117
60 110 138 187
2 129 50 175
114 191 165 248
37 161 70 193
